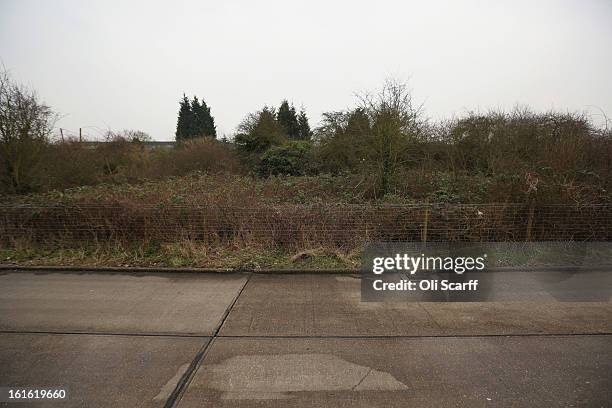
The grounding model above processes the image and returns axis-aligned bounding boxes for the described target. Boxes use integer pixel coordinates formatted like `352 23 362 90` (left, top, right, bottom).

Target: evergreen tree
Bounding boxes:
175 94 194 141
190 96 202 137
192 96 216 138
199 98 217 138
297 109 311 140
175 94 217 140
277 100 300 139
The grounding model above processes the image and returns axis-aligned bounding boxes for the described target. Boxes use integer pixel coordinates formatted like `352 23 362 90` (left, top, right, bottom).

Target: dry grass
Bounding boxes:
0 240 359 270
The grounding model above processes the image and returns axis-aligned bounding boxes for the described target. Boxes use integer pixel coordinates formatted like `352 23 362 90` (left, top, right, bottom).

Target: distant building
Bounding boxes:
80 141 176 150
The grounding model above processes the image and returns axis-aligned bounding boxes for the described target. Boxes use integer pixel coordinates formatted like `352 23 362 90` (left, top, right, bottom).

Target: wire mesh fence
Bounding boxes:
1 203 610 247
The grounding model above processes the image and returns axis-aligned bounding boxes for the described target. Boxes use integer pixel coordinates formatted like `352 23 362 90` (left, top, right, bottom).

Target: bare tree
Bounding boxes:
358 79 426 195
0 69 56 193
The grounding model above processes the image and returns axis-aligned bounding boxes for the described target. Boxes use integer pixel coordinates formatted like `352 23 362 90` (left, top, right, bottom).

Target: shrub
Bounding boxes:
259 141 312 177
151 138 242 177
39 140 102 189
234 107 286 155
24 135 243 193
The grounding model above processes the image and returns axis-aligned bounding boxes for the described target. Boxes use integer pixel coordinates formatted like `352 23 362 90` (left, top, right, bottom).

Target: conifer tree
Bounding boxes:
297 109 311 140
175 95 217 140
190 96 202 137
198 98 217 138
277 100 300 139
175 94 194 141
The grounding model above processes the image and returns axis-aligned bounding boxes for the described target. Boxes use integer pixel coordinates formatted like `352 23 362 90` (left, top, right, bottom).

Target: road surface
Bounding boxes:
0 270 610 407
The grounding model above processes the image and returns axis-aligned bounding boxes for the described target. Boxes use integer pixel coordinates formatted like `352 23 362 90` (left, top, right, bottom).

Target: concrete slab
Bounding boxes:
220 274 442 336
0 271 246 335
421 301 612 335
177 335 612 407
220 274 612 336
0 333 207 408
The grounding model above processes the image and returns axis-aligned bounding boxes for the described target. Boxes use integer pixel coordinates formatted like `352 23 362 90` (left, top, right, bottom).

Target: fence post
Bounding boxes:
143 212 148 243
421 206 429 243
525 202 535 241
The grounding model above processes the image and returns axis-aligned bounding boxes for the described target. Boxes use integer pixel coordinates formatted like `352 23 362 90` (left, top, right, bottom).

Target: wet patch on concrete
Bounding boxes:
200 353 408 400
178 336 612 407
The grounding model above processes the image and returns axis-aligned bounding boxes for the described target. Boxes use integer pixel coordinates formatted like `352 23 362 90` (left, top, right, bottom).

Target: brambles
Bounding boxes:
0 77 609 207
2 73 610 268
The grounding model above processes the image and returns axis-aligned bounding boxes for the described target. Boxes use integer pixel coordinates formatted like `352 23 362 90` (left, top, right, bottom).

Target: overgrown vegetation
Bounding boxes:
1 71 611 268
1 72 609 205
0 69 57 194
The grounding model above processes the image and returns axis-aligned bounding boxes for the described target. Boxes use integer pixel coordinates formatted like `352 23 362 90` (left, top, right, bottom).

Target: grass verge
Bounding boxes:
0 241 361 270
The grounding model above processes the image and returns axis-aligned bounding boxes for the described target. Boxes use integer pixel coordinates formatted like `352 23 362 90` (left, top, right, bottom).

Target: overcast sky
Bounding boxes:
1 0 611 140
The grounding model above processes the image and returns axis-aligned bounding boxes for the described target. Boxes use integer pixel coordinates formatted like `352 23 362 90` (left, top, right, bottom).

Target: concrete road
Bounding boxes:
0 271 247 335
0 271 247 408
220 274 612 336
1 270 610 407
0 333 206 408
177 336 612 408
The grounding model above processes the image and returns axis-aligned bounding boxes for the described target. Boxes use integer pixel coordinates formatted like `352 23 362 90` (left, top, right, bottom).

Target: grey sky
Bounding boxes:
1 0 611 141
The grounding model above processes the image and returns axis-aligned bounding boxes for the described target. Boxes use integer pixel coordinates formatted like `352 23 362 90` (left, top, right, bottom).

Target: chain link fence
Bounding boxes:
1 204 610 247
